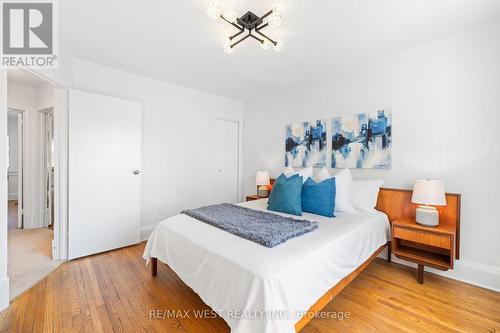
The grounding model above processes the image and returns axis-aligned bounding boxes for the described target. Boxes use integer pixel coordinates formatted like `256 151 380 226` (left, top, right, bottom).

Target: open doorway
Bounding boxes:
7 109 23 231
6 69 63 300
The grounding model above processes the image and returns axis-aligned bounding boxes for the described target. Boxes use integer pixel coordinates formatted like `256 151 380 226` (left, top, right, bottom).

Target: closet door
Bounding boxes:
68 90 141 259
212 118 239 204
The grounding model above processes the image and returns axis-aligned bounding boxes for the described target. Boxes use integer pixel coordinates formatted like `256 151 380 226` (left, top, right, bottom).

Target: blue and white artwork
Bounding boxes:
285 119 327 167
332 110 392 169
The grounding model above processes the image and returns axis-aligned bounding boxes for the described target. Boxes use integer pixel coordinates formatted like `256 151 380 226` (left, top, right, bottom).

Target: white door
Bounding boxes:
68 90 141 260
213 118 239 203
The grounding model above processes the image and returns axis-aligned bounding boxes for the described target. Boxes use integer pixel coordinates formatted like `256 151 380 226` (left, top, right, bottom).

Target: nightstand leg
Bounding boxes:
417 264 424 284
151 257 157 276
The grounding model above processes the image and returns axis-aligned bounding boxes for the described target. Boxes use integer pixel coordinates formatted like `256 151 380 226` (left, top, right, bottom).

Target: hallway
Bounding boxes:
7 201 17 231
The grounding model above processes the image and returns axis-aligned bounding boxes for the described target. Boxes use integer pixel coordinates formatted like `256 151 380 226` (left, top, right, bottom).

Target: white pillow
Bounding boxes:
351 180 384 212
282 166 296 177
299 167 313 183
334 168 356 213
280 166 312 183
314 167 331 182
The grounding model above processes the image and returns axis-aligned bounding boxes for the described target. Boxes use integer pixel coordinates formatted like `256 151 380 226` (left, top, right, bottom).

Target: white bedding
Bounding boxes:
143 199 390 333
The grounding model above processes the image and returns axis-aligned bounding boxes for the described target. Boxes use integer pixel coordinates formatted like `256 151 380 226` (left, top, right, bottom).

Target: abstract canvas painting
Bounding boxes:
285 119 327 167
332 110 392 169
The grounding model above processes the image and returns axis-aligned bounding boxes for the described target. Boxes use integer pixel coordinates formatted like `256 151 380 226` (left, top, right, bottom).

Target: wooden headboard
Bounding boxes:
376 188 461 259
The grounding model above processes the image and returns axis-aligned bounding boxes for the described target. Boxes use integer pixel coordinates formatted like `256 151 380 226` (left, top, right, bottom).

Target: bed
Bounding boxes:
144 187 461 332
144 196 393 333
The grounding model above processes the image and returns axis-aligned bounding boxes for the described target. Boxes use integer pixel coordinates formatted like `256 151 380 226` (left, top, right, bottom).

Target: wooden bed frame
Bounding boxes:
150 187 461 332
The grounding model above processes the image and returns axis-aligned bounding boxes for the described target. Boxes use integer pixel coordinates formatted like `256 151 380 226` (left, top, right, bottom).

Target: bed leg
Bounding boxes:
151 257 158 276
387 241 392 263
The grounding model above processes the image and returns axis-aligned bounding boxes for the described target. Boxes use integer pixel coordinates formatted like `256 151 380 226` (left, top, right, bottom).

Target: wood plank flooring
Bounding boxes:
0 242 499 332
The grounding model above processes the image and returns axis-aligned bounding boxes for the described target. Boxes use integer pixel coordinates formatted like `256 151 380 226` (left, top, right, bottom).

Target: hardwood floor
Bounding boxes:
0 242 499 333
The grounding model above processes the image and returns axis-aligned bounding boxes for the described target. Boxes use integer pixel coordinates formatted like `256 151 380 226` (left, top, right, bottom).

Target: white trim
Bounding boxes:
0 70 9 310
53 88 69 260
0 277 9 311
390 256 500 292
40 108 54 229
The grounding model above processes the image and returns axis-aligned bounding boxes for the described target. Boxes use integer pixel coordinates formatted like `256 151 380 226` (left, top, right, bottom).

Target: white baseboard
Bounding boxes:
141 224 156 241
391 256 500 292
0 276 9 311
7 193 17 200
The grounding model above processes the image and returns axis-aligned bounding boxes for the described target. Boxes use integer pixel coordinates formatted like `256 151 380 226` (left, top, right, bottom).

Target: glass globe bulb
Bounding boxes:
274 0 287 14
222 6 238 23
261 39 272 50
273 40 284 52
221 35 231 46
223 44 234 54
206 2 221 19
268 12 282 28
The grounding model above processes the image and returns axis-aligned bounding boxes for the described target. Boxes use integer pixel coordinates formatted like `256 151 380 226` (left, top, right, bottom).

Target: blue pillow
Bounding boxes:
267 173 303 216
301 177 336 217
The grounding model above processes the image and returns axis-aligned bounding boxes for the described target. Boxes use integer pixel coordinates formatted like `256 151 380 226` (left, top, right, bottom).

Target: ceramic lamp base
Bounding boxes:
415 206 439 227
257 186 269 198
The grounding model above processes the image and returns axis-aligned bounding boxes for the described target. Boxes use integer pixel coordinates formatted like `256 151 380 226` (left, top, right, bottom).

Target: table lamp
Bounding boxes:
256 171 270 197
411 180 446 227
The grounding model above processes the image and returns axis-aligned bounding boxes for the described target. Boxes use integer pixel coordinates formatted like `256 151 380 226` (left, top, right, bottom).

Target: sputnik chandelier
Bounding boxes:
206 0 287 53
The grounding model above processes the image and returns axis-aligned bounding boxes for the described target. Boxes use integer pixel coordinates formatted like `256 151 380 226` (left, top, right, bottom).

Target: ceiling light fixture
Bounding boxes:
207 1 286 53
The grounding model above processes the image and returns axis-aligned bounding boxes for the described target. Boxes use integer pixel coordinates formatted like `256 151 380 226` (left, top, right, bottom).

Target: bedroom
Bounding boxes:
0 0 499 332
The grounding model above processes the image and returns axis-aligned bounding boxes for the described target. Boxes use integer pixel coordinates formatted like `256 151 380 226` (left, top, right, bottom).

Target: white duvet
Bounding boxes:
143 199 390 333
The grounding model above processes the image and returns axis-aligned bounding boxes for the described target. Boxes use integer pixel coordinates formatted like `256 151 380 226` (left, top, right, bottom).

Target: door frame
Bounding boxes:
7 108 24 228
20 69 69 261
210 113 244 203
40 108 54 228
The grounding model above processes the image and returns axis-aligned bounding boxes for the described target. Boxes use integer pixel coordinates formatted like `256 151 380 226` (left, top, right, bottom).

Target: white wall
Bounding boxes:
243 21 500 291
0 70 10 310
70 59 244 239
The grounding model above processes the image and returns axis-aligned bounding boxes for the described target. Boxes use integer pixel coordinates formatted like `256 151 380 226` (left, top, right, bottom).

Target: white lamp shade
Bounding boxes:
256 171 270 186
411 180 446 206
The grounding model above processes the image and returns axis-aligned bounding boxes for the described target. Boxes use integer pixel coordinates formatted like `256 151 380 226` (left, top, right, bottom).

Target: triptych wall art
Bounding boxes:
285 110 392 169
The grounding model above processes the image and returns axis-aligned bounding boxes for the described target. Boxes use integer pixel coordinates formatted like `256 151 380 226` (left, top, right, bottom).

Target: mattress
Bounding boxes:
143 199 391 333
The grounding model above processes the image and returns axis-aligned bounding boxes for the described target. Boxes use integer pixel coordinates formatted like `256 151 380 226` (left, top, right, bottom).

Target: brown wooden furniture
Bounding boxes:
150 187 461 332
376 188 461 258
246 195 263 201
392 219 456 284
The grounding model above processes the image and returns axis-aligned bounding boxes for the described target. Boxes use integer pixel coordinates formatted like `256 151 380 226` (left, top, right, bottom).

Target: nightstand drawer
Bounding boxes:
393 226 451 250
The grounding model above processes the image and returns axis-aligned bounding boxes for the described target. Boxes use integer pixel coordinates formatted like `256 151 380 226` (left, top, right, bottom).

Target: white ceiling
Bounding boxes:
60 0 500 101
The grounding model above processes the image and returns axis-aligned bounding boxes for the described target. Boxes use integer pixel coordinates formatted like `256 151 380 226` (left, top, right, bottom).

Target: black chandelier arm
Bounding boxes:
230 33 251 48
256 22 269 31
220 15 244 31
230 29 245 40
249 33 264 44
260 9 273 21
255 30 277 45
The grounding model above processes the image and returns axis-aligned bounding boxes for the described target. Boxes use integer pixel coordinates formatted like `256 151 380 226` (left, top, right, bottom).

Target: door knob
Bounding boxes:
133 170 140 175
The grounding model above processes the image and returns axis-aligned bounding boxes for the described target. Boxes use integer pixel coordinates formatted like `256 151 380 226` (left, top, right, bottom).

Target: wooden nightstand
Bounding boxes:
246 195 266 202
392 218 456 284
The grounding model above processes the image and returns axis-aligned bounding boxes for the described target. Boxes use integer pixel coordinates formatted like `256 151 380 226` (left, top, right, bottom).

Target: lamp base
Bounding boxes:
415 206 439 227
257 186 269 198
